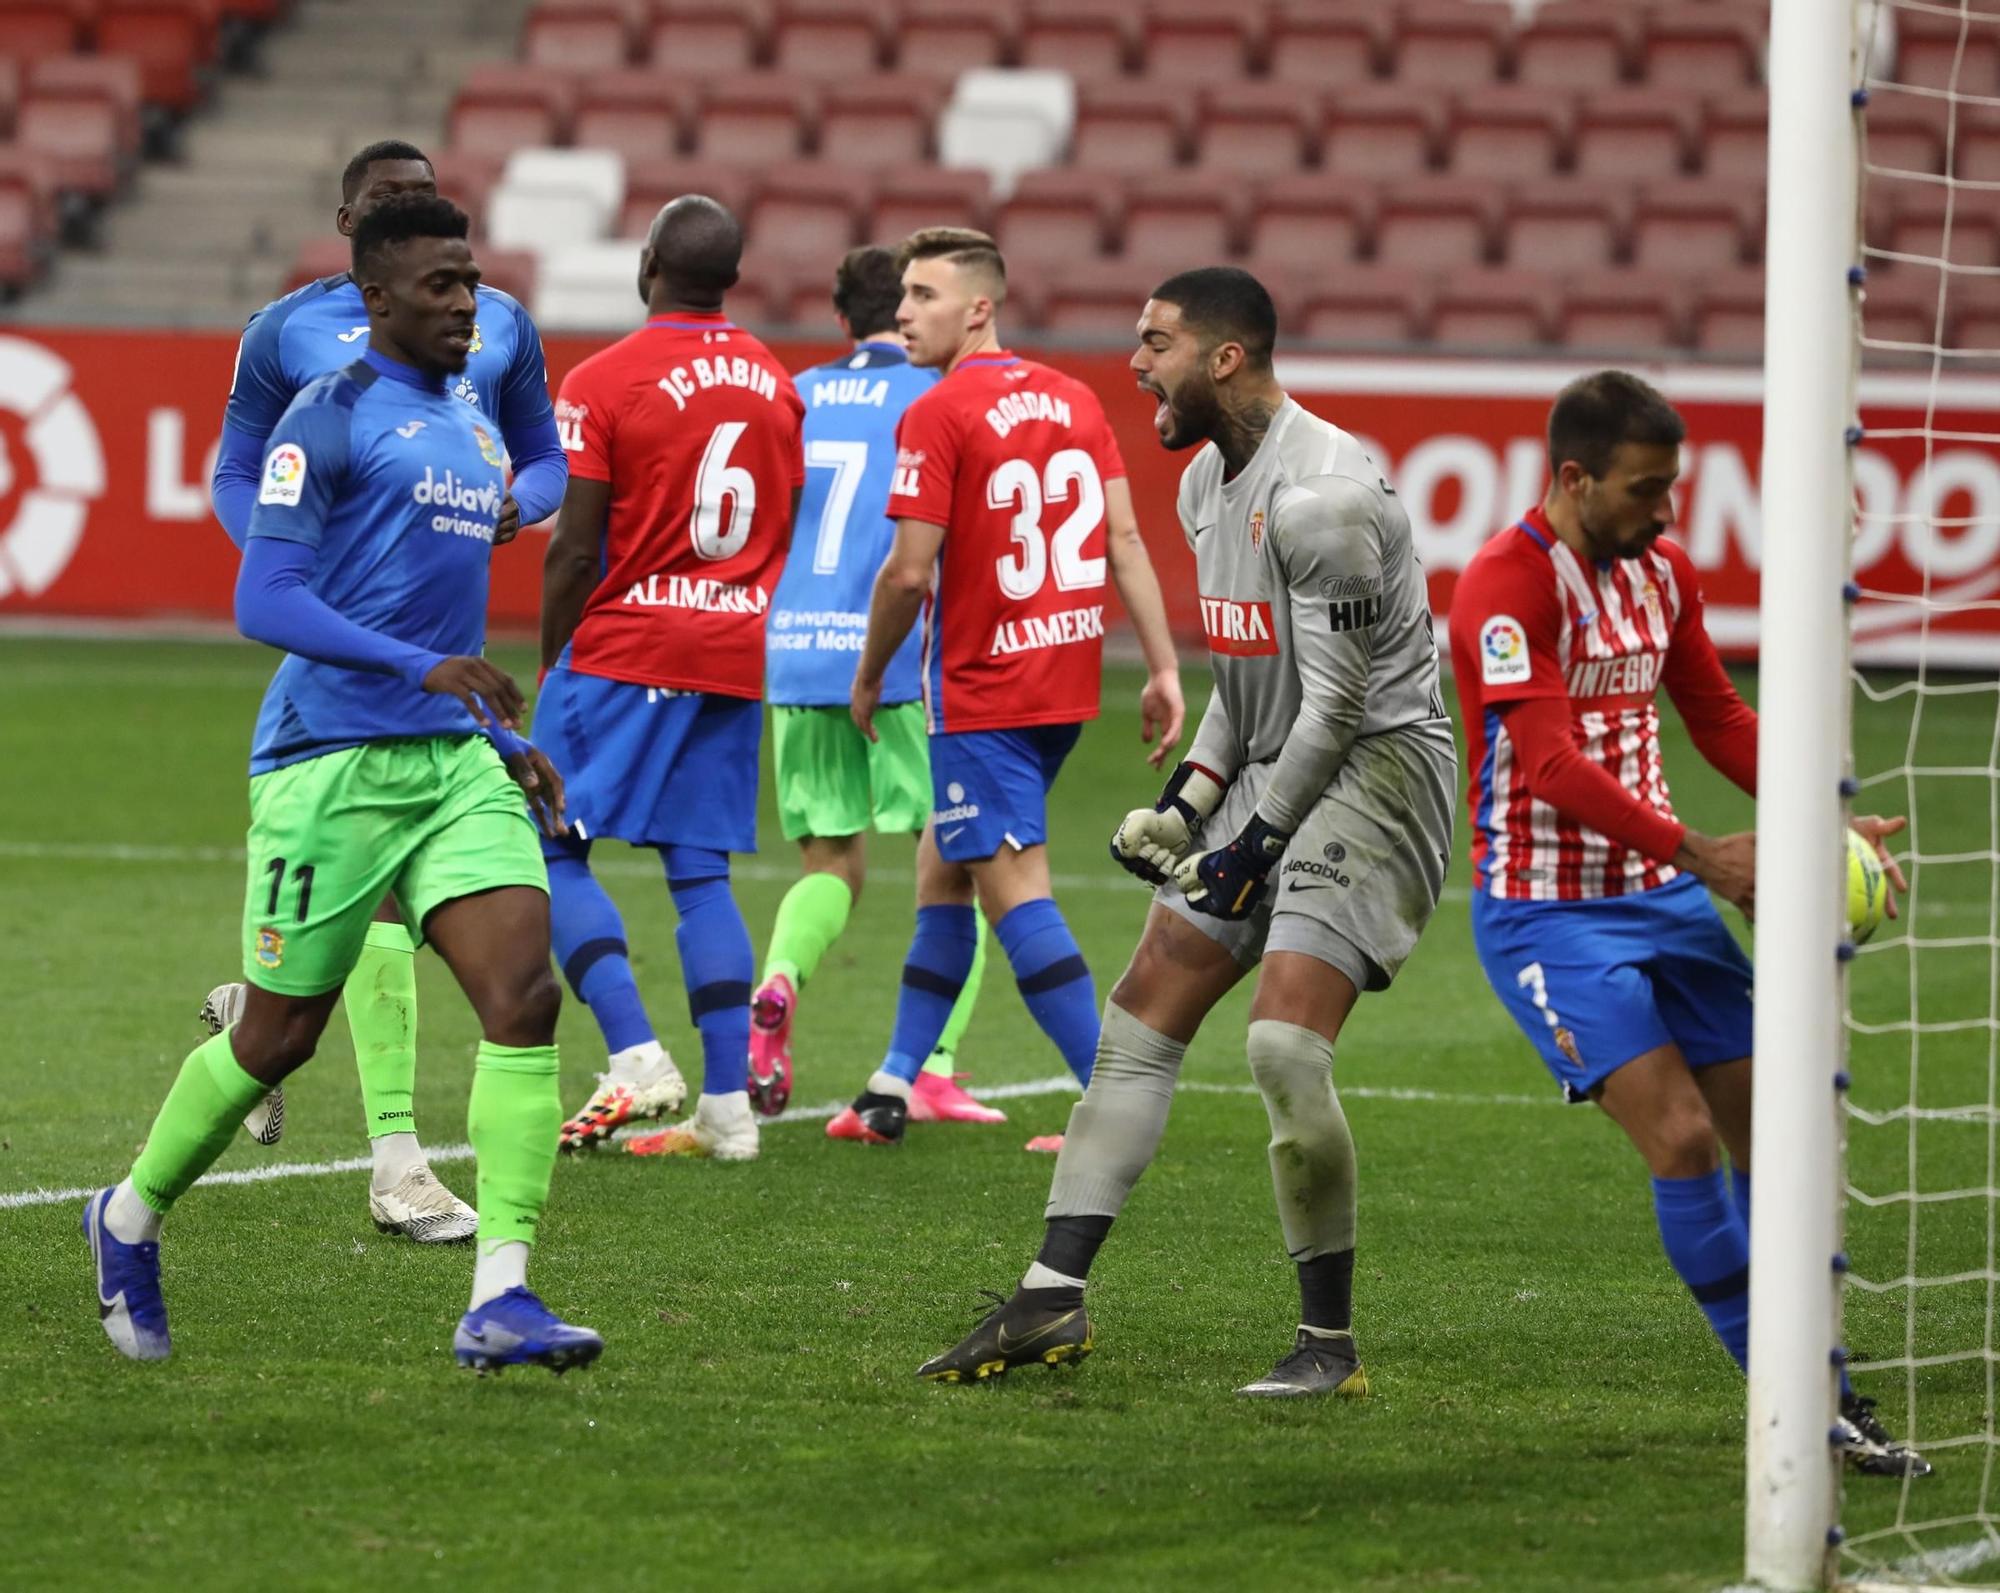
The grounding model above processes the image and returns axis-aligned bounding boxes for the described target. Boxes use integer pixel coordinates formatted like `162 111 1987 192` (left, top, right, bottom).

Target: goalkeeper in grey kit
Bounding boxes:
920 267 1457 1395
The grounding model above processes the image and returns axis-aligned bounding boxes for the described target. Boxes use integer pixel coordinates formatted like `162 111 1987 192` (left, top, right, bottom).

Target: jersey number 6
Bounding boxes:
692 421 756 561
988 447 1107 600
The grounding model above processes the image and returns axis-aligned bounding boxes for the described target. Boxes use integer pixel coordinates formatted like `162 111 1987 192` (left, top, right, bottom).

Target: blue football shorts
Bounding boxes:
530 664 760 854
1471 871 1754 1102
927 722 1083 863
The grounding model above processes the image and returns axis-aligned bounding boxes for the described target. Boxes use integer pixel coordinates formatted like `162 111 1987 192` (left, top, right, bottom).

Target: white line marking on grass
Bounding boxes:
1846 1533 2000 1588
0 1075 1556 1212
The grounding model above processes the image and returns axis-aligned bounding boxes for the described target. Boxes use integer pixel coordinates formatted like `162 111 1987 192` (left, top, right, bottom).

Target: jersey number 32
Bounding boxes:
988 448 1106 600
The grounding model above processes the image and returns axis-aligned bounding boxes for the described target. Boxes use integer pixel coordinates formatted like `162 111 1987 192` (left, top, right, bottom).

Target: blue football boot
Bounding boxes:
82 1187 170 1361
454 1287 603 1375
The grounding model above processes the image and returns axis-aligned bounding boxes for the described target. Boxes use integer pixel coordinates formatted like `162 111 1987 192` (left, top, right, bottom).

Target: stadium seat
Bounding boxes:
29 56 144 158
448 66 575 161
618 155 758 235
1893 7 2000 99
690 72 815 163
1556 269 1691 350
646 0 769 74
16 80 127 200
1387 0 1510 86
488 148 626 253
1946 276 2000 357
522 0 640 71
1862 90 1951 180
1243 175 1372 277
0 58 20 135
937 68 1073 194
0 146 57 290
778 260 854 327
1512 1 1634 89
819 75 944 164
1882 184 2000 272
535 237 649 329
1631 178 1762 272
0 1 86 62
1018 0 1141 80
1321 84 1442 179
1858 265 1951 355
1498 182 1628 272
1639 4 1763 91
1038 255 1153 335
1143 0 1261 83
1431 269 1556 349
1266 0 1385 87
428 150 502 234
1701 89 1768 183
897 0 1016 76
95 0 217 113
1572 88 1695 180
724 255 795 325
1071 81 1187 174
869 165 990 241
1688 267 1766 355
1371 177 1497 271
1442 87 1570 179
573 71 695 164
1194 84 1317 177
1956 103 2000 183
992 167 1119 267
747 160 871 261
770 0 892 77
1294 268 1429 346
1120 170 1242 275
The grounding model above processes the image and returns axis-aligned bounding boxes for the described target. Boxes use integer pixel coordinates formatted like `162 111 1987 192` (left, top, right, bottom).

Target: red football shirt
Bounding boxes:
555 312 805 697
888 351 1126 732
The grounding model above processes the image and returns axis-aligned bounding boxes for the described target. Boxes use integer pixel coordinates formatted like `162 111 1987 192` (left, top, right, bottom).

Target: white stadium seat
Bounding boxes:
533 238 650 332
487 148 627 254
936 68 1074 198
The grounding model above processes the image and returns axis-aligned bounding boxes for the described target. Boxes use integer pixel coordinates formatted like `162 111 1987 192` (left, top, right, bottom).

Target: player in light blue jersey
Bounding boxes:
198 141 568 1244
84 197 600 1374
750 248 1003 1126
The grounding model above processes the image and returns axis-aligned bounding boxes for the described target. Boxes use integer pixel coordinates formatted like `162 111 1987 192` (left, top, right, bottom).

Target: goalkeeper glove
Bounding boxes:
1174 813 1292 920
1109 761 1227 886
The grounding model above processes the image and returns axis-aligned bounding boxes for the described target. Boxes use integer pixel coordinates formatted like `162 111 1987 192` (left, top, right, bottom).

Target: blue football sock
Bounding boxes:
664 846 753 1097
1652 1169 1750 1372
1733 1165 1852 1397
880 904 979 1085
995 898 1098 1087
545 841 654 1056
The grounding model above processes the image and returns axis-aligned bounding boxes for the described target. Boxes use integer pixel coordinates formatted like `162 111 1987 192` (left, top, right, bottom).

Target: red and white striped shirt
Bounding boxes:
1449 508 1756 901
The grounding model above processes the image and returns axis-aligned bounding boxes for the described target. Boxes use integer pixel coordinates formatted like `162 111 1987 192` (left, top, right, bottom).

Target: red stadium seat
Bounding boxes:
286 235 354 291
1956 103 2000 183
448 66 574 161
1945 277 2000 357
0 58 20 135
574 71 695 163
469 245 538 307
1295 268 1429 346
1143 0 1260 83
96 0 217 113
646 0 770 74
1556 270 1691 351
1443 87 1570 179
1639 4 1762 92
771 0 891 77
1243 175 1372 277
1689 267 1765 356
869 165 990 241
747 159 870 261
1019 0 1141 79
1071 81 1187 174
1573 88 1695 180
1371 176 1497 271
0 2 86 62
1882 184 2000 273
1498 182 1629 272
1862 89 1950 179
428 150 503 233
1194 83 1317 177
1631 178 1762 273
1432 269 1556 348
522 1 639 71
619 155 759 235
1267 0 1385 87
993 168 1120 267
896 0 1015 76
29 56 144 155
1388 0 1510 87
1893 7 2000 100
16 83 126 198
1039 256 1153 335
1512 1 1634 89
1700 89 1768 183
689 72 815 163
724 255 791 325
1120 170 1242 274
819 74 943 164
1321 83 1442 179
1858 266 1951 354
0 146 56 288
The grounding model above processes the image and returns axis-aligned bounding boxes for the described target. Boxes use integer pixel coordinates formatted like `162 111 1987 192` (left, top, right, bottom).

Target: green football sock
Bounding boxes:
925 911 988 1076
346 920 419 1139
468 1041 561 1247
130 1030 273 1215
761 871 854 991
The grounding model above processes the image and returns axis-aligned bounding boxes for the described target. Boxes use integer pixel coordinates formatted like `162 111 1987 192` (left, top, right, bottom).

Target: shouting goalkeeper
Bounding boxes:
919 268 1457 1396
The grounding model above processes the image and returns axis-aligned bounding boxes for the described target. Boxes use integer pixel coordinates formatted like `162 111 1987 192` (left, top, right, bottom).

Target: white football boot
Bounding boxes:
624 1090 760 1161
558 1042 688 1152
368 1165 478 1244
198 982 284 1147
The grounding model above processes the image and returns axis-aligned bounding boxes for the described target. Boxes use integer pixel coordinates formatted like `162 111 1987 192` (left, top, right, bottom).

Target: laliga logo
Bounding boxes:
0 335 105 601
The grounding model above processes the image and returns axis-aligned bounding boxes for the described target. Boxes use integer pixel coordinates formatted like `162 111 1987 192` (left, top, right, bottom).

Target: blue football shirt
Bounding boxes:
765 343 937 708
244 351 509 774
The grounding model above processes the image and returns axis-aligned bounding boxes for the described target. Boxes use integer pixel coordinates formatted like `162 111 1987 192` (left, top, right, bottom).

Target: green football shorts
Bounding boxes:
241 734 547 997
771 701 930 842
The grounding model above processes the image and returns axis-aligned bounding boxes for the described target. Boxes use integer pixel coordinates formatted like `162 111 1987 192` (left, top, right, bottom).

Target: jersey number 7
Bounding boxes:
988 448 1106 600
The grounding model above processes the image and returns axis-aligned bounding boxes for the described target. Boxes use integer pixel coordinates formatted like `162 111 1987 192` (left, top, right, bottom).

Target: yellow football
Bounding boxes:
1848 829 1889 945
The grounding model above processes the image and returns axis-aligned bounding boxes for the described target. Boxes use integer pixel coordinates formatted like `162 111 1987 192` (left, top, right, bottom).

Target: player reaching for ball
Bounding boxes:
1447 369 1925 1475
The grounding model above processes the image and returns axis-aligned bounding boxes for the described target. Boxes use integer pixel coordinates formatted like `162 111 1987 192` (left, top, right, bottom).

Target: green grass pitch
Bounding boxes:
0 635 1988 1591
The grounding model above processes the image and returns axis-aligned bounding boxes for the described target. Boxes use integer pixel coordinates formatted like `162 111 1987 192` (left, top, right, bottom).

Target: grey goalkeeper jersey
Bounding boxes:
1181 398 1452 832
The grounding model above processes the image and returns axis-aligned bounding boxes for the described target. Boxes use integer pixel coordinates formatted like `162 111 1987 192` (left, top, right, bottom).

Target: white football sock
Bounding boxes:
469 1239 529 1310
105 1179 163 1244
1022 1260 1087 1293
866 1069 913 1100
609 1039 667 1084
369 1130 425 1192
1298 1324 1353 1343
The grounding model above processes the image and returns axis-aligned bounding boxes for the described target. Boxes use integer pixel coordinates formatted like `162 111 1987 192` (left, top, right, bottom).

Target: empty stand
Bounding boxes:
1038 255 1151 335
747 159 870 261
1702 89 1769 183
1881 184 2000 273
535 235 645 328
897 0 1012 76
1431 269 1556 349
1018 0 1136 80
1119 169 1240 274
937 67 1072 194
1071 81 1186 175
690 72 814 163
646 0 767 74
1295 268 1429 346
0 1 86 63
992 166 1118 268
820 74 943 164
1194 83 1317 177
95 0 217 114
1242 175 1371 278
1145 0 1260 84
573 70 694 163
1630 178 1761 272
619 155 758 236
1640 4 1762 91
1388 1 1509 87
1444 87 1569 179
1266 0 1383 87
1512 1 1634 89
1500 182 1627 273
1372 177 1497 271
488 146 624 251
869 164 989 241
1572 88 1694 180
449 64 575 161
1690 267 1766 356
1891 7 2000 100
521 0 639 71
771 0 892 78
1557 270 1691 351
1321 84 1441 179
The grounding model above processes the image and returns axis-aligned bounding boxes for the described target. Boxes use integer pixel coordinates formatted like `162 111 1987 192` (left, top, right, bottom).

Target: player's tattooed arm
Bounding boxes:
853 516 945 741
541 475 612 670
1104 476 1185 766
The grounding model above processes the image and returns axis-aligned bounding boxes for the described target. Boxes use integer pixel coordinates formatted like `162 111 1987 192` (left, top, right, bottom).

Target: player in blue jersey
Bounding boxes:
84 196 599 1373
749 247 1002 1127
199 140 568 1245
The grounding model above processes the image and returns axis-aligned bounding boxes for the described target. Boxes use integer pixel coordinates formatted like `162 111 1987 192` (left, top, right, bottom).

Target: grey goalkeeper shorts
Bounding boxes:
1155 722 1458 993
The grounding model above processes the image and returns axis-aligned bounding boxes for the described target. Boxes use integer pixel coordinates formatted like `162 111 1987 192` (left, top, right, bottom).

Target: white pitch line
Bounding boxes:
0 1074 1556 1213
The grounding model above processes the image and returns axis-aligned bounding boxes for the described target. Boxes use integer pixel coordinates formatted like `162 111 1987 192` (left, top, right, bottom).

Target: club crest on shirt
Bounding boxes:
471 423 504 468
467 321 483 356
1249 509 1264 552
1479 614 1530 685
258 443 307 506
255 927 285 968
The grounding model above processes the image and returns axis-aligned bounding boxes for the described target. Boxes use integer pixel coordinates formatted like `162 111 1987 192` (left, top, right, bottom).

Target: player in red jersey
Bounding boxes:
1450 369 1924 1475
827 228 1184 1150
534 196 805 1163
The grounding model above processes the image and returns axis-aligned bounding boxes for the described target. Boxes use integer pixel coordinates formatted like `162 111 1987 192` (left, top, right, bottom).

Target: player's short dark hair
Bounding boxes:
1547 370 1686 479
1148 267 1278 369
833 245 902 338
350 193 470 284
341 139 432 204
897 226 1006 304
648 194 743 298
